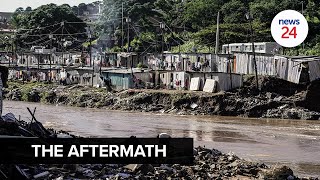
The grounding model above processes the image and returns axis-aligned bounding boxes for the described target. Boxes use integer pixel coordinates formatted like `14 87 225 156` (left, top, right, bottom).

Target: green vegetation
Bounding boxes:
8 0 320 55
137 62 148 68
98 0 320 55
0 33 12 51
10 4 87 51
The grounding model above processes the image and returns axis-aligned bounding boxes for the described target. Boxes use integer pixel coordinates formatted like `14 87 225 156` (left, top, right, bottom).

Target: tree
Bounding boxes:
12 4 87 51
25 7 32 12
78 3 87 16
98 0 183 52
60 4 71 10
181 0 219 31
71 6 79 15
154 0 183 27
220 0 247 24
97 0 122 49
94 0 320 55
11 7 26 27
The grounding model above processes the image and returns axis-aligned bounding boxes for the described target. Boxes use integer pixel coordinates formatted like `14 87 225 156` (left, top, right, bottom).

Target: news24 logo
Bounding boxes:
271 10 308 48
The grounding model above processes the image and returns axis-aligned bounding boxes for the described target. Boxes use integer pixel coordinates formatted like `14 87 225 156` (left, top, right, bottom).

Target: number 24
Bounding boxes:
282 26 297 38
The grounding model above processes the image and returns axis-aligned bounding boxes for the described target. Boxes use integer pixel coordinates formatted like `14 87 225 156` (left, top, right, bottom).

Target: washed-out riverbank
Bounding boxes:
3 100 320 178
4 76 320 120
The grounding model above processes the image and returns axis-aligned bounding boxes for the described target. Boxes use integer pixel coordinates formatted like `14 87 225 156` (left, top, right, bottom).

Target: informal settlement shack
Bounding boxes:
4 41 320 94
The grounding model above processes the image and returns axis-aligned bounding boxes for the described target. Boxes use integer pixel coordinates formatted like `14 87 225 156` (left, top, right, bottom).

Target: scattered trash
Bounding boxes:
33 171 50 179
190 103 198 109
116 173 131 178
0 108 316 179
124 164 138 172
1 113 17 122
274 96 283 102
157 133 171 138
57 133 73 138
13 165 29 180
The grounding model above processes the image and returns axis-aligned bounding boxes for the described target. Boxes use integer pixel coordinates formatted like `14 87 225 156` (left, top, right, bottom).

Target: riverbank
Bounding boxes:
0 114 318 179
4 76 320 120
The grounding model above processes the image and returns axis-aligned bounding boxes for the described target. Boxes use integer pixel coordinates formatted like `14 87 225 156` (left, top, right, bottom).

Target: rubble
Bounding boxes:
0 111 318 179
5 77 320 120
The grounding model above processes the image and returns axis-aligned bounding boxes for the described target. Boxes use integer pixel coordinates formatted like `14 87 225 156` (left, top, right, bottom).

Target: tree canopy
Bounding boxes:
7 0 320 55
96 0 320 55
11 4 87 51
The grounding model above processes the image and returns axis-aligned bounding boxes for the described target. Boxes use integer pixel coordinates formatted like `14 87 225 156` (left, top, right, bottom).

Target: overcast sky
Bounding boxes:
0 0 98 12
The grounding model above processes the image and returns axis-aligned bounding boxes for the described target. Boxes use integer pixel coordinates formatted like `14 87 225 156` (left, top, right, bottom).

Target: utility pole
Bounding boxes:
160 22 165 54
160 22 165 68
228 43 233 89
88 32 94 86
61 22 65 66
246 12 259 90
126 17 131 53
215 11 220 54
26 53 28 71
49 34 53 83
100 50 103 75
302 1 305 50
15 35 18 66
89 33 92 68
179 45 182 70
121 2 124 51
10 35 15 68
38 53 40 82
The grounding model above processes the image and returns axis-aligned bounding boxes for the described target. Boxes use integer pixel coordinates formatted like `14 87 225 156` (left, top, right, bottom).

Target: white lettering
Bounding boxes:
109 145 119 157
54 145 64 157
42 145 54 157
31 145 41 157
155 145 166 157
79 145 89 157
88 145 99 157
120 145 133 157
68 145 79 157
145 145 154 157
100 145 108 157
134 145 146 157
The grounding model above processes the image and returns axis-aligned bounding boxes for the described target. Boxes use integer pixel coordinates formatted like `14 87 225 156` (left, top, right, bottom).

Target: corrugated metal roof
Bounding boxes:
76 67 117 72
276 55 320 60
117 52 137 57
102 68 150 74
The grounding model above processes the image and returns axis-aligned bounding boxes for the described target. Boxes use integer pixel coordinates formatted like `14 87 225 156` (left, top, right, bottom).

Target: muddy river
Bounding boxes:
3 100 320 177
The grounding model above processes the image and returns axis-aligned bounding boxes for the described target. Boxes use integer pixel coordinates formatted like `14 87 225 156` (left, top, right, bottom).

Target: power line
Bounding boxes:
65 21 90 24
140 44 154 55
17 22 62 31
148 17 186 44
130 24 162 44
21 26 63 45
63 25 86 43
17 32 87 37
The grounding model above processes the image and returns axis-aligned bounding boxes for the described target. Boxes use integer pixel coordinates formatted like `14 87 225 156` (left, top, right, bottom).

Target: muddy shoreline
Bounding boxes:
0 116 317 179
2 77 320 179
4 76 320 120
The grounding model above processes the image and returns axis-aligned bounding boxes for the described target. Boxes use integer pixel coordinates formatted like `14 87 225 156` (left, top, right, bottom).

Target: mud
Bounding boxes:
4 76 320 120
0 115 315 179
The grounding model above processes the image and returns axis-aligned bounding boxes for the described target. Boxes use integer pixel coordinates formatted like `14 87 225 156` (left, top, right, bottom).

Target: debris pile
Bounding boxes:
5 77 320 120
0 108 76 138
0 110 318 179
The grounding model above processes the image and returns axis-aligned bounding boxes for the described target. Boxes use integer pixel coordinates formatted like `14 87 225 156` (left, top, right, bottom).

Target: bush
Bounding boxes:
137 63 148 69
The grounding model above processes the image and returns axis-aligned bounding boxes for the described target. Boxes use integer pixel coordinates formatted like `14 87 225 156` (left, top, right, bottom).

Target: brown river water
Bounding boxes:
3 100 320 177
